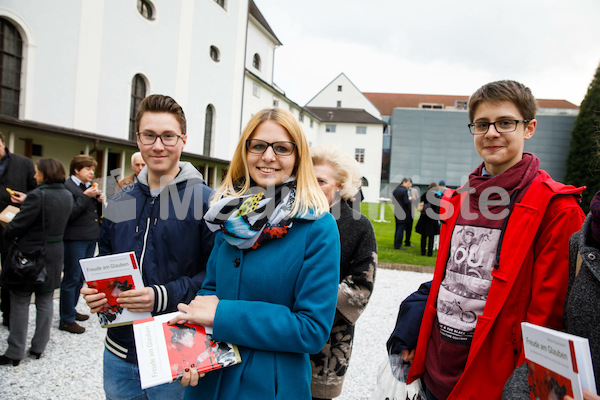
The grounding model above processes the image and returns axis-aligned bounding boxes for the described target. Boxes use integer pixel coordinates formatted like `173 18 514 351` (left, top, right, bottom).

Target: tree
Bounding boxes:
565 62 600 213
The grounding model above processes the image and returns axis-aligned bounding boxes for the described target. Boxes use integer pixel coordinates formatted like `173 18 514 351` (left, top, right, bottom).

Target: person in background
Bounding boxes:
415 182 441 257
82 94 215 400
437 180 447 196
0 131 36 328
502 190 600 400
309 145 377 400
170 108 340 400
405 185 419 247
116 151 145 191
0 159 72 366
392 178 413 250
59 155 103 334
388 80 585 400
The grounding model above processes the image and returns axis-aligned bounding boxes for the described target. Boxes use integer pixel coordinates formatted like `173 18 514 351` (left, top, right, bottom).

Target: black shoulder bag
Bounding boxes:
5 191 47 286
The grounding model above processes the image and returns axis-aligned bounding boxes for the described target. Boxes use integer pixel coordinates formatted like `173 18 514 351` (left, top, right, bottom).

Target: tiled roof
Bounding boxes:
249 0 282 45
305 107 384 124
536 99 580 110
363 92 579 116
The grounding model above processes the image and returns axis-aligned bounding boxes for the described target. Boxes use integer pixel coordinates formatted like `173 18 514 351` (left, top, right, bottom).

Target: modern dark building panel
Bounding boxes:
384 109 576 196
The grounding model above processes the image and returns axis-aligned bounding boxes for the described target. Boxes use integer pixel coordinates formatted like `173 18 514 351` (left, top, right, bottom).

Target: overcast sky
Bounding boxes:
253 0 600 107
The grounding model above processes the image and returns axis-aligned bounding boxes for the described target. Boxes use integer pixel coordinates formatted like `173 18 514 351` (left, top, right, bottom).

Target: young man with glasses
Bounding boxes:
389 80 585 400
81 94 215 400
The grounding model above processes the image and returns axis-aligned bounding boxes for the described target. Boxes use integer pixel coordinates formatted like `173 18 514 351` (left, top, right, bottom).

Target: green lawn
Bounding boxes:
360 202 437 266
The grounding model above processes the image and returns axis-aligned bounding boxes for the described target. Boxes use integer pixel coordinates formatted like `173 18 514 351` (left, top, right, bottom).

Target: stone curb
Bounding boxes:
378 262 435 274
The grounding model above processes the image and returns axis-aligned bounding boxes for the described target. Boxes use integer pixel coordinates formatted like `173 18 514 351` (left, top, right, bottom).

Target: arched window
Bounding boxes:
0 18 23 118
252 53 261 70
204 105 214 156
129 74 147 141
137 0 155 20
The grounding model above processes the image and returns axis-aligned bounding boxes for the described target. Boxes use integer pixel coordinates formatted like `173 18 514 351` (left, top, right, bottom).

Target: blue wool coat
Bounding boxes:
185 212 340 400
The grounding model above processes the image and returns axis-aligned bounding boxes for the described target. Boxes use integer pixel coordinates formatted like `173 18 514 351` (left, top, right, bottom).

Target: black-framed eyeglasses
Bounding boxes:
137 131 183 146
468 119 530 135
246 139 296 156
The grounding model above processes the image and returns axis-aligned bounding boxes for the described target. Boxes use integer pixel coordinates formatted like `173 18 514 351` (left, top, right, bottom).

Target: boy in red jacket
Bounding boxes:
392 80 585 400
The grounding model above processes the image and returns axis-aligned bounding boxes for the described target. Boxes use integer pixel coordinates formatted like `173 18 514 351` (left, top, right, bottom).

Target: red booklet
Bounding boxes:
79 252 151 327
133 312 241 389
522 322 597 400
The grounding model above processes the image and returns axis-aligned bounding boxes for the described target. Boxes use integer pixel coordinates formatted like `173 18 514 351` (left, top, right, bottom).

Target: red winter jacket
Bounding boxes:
407 170 585 400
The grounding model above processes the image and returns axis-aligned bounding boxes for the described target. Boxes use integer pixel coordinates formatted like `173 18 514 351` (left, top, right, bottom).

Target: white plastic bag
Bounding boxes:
372 354 426 400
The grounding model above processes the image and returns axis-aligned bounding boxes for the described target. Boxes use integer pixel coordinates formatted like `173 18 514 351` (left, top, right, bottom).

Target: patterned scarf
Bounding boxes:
204 179 296 249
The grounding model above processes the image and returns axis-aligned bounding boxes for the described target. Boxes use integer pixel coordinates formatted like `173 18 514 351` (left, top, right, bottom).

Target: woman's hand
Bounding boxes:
81 286 107 313
179 364 205 387
564 390 600 400
83 186 99 198
10 191 26 204
168 295 219 327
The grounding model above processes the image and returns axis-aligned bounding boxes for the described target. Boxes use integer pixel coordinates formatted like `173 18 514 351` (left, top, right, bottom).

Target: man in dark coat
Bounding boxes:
0 131 37 327
392 178 412 250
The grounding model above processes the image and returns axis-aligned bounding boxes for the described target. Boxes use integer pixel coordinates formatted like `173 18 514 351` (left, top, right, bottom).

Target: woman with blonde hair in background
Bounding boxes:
309 145 377 400
170 108 341 400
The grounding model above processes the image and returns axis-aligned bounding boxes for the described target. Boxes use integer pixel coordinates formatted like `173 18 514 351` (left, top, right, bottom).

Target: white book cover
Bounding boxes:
79 251 151 328
522 322 597 400
133 312 241 390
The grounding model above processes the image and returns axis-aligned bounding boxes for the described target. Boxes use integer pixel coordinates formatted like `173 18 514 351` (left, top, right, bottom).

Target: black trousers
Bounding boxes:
0 251 10 321
405 217 413 245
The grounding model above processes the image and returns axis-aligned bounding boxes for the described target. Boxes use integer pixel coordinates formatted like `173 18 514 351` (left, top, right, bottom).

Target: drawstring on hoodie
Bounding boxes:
493 189 520 269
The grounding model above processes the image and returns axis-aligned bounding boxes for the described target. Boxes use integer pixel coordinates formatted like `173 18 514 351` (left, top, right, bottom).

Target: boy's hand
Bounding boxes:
116 287 155 312
81 286 107 313
401 348 415 363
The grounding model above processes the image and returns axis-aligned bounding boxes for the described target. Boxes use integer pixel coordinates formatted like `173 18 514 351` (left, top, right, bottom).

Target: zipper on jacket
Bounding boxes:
139 196 158 274
493 190 520 269
139 217 151 274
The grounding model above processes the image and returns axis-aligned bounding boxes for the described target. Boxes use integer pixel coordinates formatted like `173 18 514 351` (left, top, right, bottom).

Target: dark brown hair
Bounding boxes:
135 94 186 135
468 80 537 122
69 155 97 176
37 158 66 184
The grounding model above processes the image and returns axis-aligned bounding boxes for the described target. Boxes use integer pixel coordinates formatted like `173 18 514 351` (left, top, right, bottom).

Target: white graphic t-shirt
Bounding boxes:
437 225 501 345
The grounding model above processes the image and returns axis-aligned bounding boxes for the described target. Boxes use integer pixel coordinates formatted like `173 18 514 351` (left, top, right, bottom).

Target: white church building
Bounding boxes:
0 0 385 201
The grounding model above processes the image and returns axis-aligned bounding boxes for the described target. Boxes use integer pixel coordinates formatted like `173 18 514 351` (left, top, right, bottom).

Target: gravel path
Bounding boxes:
0 268 432 400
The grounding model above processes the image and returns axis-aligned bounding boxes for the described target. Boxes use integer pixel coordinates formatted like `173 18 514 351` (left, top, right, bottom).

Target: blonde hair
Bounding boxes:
310 145 362 201
214 108 329 217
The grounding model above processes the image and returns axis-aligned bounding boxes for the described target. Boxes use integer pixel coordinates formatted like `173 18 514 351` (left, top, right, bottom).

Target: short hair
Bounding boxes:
36 158 66 184
310 145 362 201
214 108 329 217
135 94 186 135
0 131 4 144
401 177 412 184
468 80 537 122
131 151 143 165
69 154 97 176
427 182 438 190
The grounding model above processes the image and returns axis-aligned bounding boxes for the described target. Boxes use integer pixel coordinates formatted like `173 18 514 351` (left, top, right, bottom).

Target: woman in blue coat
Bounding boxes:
169 108 340 400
